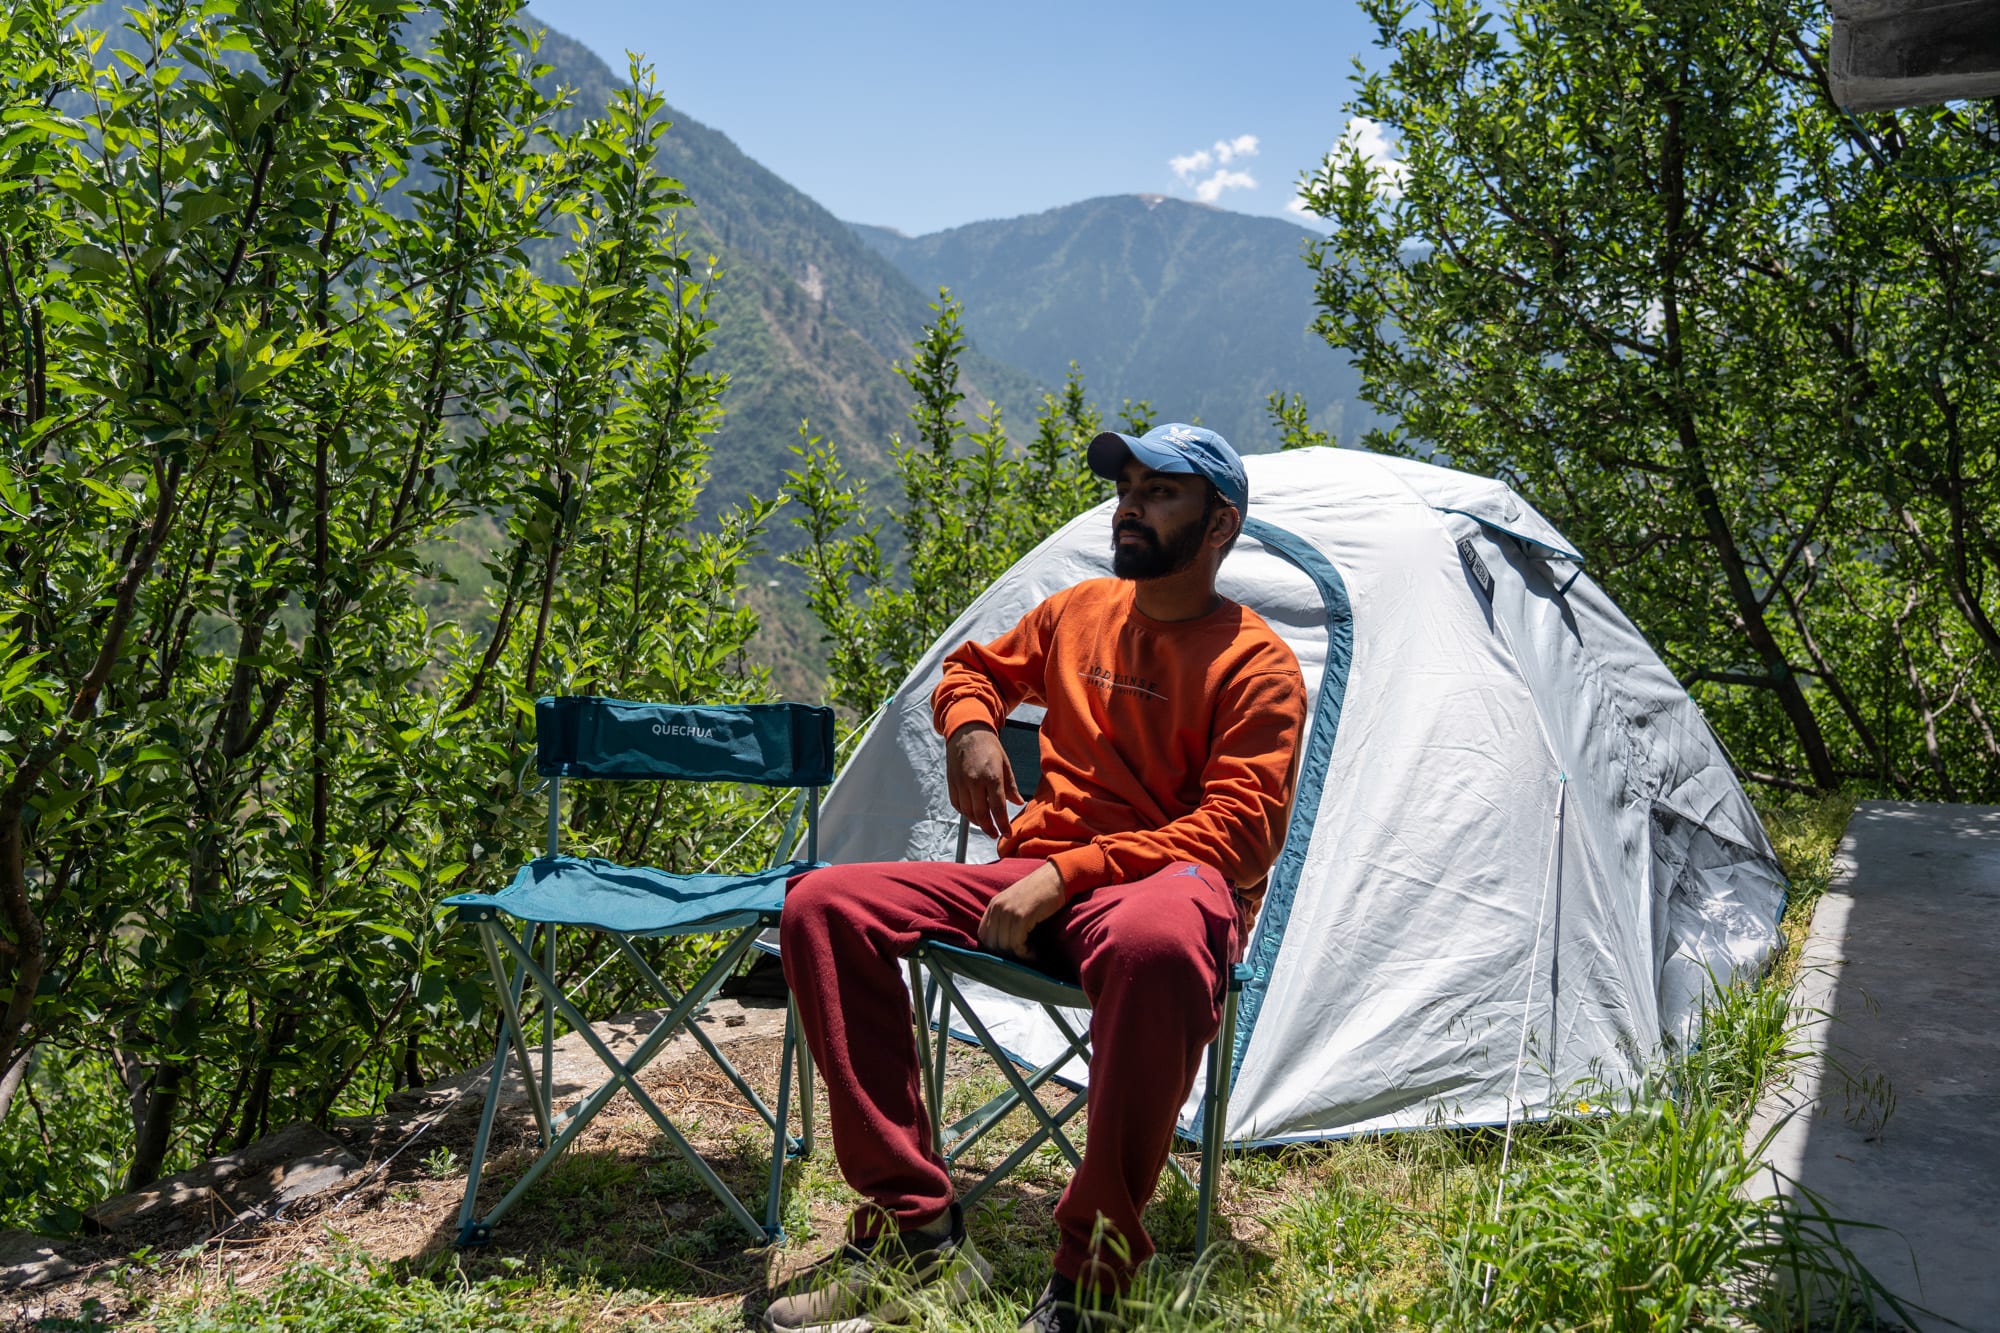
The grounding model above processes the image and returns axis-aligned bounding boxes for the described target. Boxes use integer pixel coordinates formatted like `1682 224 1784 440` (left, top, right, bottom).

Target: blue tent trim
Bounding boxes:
1201 517 1355 1134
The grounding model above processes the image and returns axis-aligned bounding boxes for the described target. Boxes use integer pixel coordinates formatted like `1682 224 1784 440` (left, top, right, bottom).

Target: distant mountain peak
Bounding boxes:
848 196 1374 453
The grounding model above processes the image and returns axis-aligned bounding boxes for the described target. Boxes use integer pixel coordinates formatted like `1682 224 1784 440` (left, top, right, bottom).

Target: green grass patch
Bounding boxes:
151 1248 588 1333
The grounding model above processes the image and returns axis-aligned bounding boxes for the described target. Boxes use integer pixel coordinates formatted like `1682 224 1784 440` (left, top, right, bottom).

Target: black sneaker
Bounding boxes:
1018 1273 1115 1333
763 1203 991 1333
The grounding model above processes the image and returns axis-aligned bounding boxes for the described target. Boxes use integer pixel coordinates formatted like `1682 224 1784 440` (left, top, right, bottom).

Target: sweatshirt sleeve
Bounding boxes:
1045 667 1306 898
929 592 1063 740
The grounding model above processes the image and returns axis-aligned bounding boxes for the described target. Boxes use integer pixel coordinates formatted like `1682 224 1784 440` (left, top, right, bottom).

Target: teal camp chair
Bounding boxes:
909 718 1247 1254
444 696 835 1246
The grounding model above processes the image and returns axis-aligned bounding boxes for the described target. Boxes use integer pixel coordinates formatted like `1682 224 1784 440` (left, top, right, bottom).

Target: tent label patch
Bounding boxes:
1458 538 1493 599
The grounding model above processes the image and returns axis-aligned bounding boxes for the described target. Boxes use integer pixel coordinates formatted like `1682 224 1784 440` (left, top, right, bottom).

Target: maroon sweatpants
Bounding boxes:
779 857 1238 1283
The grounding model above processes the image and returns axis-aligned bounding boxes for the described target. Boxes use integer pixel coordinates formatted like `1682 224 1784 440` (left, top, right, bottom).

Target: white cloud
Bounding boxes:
1169 134 1263 204
1194 168 1257 203
1337 116 1407 197
1216 133 1259 163
1285 195 1315 216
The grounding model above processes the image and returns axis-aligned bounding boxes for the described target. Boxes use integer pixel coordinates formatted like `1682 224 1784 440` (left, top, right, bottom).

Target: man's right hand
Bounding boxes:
945 723 1021 840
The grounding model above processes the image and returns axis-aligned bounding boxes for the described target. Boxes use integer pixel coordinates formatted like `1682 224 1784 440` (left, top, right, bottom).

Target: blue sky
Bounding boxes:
539 1 1390 236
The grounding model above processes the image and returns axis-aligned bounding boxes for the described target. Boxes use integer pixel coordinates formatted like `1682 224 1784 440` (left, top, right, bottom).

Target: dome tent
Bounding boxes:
811 446 1786 1145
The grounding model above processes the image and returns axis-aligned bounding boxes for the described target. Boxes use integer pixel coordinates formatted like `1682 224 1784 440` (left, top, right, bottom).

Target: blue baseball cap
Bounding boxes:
1088 423 1249 514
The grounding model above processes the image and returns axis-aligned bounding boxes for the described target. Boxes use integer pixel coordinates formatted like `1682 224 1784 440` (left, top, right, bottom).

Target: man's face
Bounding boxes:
1111 460 1212 580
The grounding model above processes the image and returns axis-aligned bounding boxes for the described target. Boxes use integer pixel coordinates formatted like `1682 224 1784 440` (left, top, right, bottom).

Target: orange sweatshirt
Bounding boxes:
931 578 1307 903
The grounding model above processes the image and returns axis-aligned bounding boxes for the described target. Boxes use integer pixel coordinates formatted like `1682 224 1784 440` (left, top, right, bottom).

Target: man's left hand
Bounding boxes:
977 861 1066 960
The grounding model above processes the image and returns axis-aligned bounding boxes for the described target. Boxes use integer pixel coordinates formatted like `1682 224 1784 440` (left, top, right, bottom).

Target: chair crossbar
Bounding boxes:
941 1033 1086 1161
609 935 792 1145
929 965 1085 1173
455 915 792 1246
910 935 1248 1257
486 921 773 1241
958 1079 1089 1212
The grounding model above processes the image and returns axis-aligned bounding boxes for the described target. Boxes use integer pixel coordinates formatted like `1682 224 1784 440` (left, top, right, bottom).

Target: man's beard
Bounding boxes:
1112 517 1205 580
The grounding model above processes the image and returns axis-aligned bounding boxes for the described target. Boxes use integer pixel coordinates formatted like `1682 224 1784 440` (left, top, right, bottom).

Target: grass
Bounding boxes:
123 792 1916 1331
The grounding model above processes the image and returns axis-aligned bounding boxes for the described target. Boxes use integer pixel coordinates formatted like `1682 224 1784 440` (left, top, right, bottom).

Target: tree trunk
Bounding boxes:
0 1048 27 1128
1655 84 1838 790
125 1061 188 1190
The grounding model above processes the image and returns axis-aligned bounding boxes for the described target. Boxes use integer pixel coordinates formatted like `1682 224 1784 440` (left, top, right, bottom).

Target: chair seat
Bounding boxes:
915 940 1087 1009
445 855 821 936
915 942 1254 1009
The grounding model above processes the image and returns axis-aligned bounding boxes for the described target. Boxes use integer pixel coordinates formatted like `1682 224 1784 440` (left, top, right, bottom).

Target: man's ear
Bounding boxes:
1208 502 1242 550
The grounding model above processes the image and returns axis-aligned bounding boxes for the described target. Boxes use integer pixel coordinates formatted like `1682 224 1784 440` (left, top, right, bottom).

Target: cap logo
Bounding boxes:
1161 425 1199 446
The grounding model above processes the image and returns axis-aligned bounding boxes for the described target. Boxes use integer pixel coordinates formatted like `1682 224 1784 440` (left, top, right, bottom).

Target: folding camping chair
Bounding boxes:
908 718 1248 1254
443 695 835 1246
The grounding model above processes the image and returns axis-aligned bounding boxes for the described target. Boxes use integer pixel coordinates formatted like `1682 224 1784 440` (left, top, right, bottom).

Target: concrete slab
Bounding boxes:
0 1232 76 1291
84 1122 364 1233
1749 801 2000 1331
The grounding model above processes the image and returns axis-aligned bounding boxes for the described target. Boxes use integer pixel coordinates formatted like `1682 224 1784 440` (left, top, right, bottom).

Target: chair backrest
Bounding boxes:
955 717 1043 862
997 717 1043 800
536 696 836 788
537 696 836 865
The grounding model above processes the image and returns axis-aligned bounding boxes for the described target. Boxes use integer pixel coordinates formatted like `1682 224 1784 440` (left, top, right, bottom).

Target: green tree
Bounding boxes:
785 292 1130 715
1300 0 1999 797
0 0 775 1219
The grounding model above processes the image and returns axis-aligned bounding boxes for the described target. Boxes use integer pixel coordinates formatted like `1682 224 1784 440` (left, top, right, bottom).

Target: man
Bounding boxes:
769 424 1306 1333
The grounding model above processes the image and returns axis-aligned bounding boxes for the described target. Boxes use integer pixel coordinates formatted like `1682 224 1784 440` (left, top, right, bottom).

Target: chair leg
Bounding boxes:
456 921 535 1246
1196 986 1240 1256
910 958 938 1150
929 974 950 1151
541 923 557 1124
479 924 555 1148
797 1007 816 1159
766 999 798 1241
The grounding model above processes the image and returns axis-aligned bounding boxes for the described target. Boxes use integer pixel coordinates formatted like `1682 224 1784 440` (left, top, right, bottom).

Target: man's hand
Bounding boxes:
946 723 1021 840
978 861 1066 960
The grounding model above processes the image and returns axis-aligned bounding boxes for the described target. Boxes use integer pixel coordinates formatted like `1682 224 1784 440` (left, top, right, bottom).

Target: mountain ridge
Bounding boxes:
850 193 1376 452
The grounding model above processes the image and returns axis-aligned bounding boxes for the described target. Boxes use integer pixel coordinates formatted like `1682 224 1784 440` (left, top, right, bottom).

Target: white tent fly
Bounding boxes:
814 447 1786 1145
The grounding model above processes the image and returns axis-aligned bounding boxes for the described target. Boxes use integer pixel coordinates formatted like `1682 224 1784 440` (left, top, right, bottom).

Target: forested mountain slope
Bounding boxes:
854 195 1380 452
521 18 1041 514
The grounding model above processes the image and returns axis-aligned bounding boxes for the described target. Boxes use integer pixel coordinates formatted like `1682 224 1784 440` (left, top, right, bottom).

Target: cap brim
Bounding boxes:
1087 431 1138 480
1087 430 1203 482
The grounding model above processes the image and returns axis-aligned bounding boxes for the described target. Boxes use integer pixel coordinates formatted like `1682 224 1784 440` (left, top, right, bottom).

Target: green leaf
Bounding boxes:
65 243 122 276
173 192 239 226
